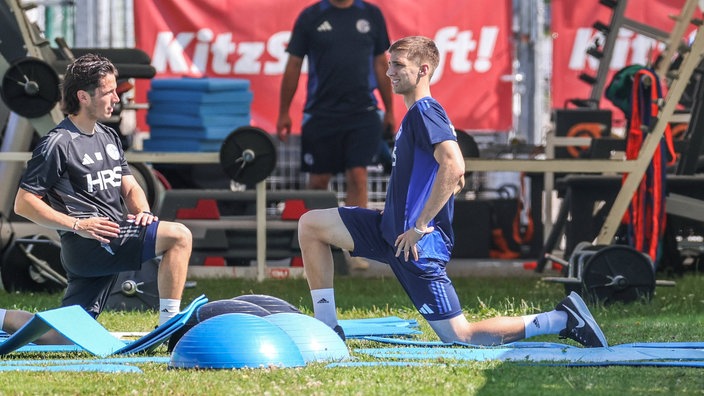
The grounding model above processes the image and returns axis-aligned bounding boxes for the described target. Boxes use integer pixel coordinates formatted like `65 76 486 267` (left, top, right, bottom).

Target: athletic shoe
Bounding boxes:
555 291 608 347
333 325 346 341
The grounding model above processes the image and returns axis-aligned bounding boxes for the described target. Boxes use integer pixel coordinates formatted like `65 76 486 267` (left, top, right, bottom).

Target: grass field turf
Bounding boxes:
0 273 702 395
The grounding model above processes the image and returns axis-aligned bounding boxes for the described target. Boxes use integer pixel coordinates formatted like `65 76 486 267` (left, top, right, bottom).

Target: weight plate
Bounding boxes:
128 163 159 209
105 257 160 311
220 126 277 186
581 245 655 305
1 57 60 118
1 235 65 293
561 242 599 295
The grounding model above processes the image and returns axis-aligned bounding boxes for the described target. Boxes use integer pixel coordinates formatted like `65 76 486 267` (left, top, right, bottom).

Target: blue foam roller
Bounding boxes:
169 313 305 369
264 313 349 363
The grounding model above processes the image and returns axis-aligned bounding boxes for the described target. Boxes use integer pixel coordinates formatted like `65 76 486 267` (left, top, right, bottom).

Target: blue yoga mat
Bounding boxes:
614 342 704 349
537 360 704 368
0 305 127 357
0 364 142 373
0 356 170 366
16 344 86 353
327 361 439 368
0 295 207 357
365 336 704 351
364 337 596 349
114 294 208 355
338 317 421 339
340 317 418 327
355 346 704 363
327 359 704 369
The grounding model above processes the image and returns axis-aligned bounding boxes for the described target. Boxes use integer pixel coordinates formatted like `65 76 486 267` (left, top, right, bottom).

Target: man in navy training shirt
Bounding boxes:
297 36 608 347
277 0 395 209
14 54 192 327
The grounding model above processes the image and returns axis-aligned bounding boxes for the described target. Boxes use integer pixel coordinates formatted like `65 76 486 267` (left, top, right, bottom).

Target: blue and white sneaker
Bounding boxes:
555 291 608 347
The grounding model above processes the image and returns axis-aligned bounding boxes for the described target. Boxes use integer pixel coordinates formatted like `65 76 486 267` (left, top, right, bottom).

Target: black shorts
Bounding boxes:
301 110 382 174
59 220 159 317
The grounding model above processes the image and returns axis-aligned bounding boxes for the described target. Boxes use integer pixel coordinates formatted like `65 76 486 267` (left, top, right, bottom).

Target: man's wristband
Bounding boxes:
413 226 425 236
72 219 80 232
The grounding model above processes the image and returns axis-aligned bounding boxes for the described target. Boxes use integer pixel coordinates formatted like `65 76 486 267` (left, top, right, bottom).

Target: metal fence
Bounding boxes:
267 135 388 208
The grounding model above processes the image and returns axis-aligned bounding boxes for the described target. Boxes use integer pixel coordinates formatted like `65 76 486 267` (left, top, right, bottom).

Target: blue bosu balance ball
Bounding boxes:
169 313 305 369
196 299 271 323
264 313 349 363
232 294 302 314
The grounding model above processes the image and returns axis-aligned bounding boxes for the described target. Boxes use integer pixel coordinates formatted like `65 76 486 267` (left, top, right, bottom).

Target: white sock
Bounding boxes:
311 288 338 328
159 298 181 325
522 310 568 338
0 308 6 331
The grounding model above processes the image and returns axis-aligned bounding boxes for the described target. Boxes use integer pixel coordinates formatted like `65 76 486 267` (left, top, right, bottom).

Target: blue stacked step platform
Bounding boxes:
144 77 253 152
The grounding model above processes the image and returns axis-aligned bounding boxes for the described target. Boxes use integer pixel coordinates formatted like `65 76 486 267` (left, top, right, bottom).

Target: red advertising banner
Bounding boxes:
133 0 513 133
551 0 701 125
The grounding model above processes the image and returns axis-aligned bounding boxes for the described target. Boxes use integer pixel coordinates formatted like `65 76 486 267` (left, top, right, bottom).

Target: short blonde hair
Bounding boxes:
389 36 440 75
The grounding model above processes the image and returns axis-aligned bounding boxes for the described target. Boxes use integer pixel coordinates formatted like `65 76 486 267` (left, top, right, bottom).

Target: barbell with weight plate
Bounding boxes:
581 245 656 305
1 57 60 118
0 235 67 293
543 243 670 305
219 125 278 186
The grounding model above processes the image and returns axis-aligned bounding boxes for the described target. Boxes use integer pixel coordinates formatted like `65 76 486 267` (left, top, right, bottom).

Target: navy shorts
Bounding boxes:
59 220 160 317
301 110 382 174
338 207 462 321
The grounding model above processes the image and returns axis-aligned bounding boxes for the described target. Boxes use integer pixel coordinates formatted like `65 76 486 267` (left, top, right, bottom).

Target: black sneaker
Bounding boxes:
555 291 608 347
333 325 346 341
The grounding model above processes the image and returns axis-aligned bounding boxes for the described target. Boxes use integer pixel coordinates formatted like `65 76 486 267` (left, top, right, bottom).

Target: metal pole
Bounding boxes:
256 180 266 281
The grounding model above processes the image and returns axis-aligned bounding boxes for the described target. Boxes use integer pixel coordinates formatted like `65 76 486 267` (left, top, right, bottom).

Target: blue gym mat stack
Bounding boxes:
144 77 253 151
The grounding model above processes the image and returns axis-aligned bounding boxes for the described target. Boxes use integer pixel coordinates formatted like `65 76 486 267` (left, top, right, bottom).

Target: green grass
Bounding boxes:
0 273 703 395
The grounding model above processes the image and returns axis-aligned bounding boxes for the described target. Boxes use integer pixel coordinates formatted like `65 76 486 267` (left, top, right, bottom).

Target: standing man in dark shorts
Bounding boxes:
277 0 395 208
297 36 608 347
14 54 191 325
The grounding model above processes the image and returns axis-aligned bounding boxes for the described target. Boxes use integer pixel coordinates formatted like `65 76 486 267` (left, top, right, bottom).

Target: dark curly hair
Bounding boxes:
61 53 118 115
